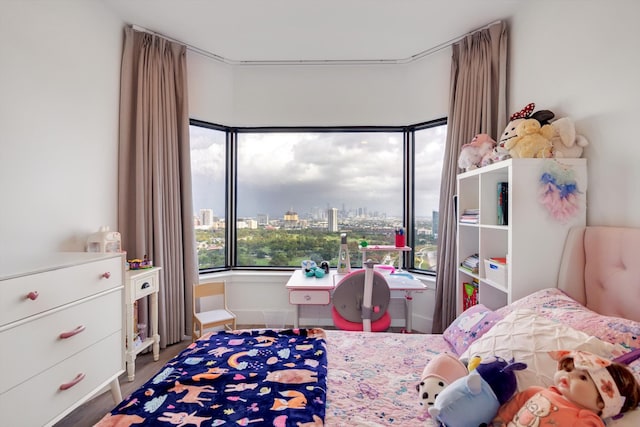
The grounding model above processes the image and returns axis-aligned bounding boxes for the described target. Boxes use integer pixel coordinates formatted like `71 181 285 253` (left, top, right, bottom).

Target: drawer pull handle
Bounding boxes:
305 295 311 301
26 291 39 300
59 373 86 391
59 325 86 339
141 282 150 289
102 271 111 279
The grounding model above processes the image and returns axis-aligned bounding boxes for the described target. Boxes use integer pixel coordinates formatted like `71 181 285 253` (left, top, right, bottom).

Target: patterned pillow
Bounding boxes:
460 309 627 391
443 304 503 355
496 288 640 350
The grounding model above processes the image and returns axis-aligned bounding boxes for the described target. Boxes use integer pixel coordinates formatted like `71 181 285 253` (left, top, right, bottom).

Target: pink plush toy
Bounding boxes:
417 353 469 409
458 134 497 172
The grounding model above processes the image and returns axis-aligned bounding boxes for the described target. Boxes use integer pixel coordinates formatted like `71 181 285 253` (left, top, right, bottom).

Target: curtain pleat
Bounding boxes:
432 22 508 333
119 27 198 346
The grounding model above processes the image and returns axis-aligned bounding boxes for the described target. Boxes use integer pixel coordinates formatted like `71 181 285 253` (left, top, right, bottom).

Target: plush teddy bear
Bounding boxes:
428 357 527 427
458 134 497 171
416 353 469 409
549 117 589 158
503 118 554 158
499 102 554 152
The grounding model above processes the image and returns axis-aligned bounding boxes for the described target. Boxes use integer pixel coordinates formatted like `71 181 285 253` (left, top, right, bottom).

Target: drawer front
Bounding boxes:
289 290 330 305
0 289 123 394
0 257 122 326
131 270 159 300
0 332 122 427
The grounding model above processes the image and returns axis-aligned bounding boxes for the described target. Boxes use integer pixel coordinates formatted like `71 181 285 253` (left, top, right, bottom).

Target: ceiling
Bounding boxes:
100 0 520 64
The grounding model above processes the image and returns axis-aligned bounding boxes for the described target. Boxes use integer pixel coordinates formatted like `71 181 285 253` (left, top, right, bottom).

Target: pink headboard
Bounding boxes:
558 226 640 322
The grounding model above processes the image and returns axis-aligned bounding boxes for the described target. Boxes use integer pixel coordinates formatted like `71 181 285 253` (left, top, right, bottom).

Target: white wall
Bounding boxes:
189 50 451 127
3 1 639 332
0 0 124 256
509 0 640 226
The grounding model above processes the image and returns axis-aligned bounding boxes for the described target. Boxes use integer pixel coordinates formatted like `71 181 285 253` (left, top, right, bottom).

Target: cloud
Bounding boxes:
190 126 446 219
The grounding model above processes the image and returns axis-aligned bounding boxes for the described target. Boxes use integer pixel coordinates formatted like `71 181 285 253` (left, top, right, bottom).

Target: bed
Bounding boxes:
96 226 640 426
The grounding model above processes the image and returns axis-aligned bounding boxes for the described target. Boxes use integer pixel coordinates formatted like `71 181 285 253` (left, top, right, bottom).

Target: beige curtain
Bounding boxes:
118 26 198 346
432 22 508 333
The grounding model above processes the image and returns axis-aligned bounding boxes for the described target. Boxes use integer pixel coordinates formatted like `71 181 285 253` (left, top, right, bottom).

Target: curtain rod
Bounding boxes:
132 20 502 66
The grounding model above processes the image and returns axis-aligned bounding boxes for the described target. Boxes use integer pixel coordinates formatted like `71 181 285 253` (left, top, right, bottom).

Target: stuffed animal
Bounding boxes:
416 353 469 409
481 144 511 167
458 134 497 171
428 356 527 427
499 102 554 151
503 119 554 158
549 117 589 158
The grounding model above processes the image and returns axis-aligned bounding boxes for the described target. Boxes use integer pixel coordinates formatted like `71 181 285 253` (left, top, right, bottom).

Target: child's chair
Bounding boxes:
331 262 391 332
192 281 236 342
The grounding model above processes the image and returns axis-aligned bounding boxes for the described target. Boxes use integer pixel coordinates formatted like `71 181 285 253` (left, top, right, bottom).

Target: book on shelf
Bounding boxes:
462 280 479 310
460 208 479 224
460 253 480 273
497 182 508 225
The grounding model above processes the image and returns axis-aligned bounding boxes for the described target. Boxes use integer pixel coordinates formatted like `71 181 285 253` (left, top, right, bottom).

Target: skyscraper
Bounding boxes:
328 207 338 232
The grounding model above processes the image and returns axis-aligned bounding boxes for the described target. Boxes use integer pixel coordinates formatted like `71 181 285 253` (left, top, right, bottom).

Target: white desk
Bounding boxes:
286 269 426 332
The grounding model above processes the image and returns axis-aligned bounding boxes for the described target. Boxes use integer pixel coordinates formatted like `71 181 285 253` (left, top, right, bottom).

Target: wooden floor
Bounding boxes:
54 339 191 427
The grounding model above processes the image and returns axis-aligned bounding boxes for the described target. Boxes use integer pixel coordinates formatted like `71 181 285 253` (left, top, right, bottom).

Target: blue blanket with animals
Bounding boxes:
96 328 327 427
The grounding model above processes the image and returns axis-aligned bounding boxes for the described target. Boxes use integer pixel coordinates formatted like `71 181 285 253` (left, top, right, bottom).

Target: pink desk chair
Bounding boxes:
331 262 391 332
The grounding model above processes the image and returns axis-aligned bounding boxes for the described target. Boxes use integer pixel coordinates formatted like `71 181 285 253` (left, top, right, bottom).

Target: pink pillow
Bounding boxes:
444 304 503 355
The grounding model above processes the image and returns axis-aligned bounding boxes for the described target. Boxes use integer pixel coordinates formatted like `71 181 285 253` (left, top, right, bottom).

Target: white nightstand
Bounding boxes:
124 266 161 381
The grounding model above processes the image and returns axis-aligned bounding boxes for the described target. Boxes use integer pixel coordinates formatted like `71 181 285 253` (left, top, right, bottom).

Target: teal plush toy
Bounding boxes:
428 357 526 427
302 261 325 278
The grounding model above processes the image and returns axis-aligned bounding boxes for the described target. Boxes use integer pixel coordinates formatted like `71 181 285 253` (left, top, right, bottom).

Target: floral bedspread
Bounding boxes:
324 330 452 426
96 328 327 427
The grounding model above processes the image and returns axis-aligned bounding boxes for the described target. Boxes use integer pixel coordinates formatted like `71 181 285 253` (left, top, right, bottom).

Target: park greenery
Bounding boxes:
195 224 437 271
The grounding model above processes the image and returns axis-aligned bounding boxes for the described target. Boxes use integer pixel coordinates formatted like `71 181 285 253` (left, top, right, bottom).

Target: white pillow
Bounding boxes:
460 309 626 391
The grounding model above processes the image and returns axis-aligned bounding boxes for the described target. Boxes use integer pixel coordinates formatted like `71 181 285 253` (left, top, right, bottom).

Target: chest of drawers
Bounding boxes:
0 253 125 427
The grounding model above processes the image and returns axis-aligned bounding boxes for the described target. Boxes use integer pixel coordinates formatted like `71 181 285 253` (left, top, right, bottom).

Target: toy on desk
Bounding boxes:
320 261 330 274
302 260 325 278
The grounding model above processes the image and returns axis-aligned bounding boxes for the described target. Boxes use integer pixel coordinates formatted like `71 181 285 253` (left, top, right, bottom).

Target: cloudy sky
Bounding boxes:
190 126 446 219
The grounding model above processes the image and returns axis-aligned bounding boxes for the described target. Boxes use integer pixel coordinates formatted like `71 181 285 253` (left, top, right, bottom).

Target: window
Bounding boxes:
236 130 403 268
189 124 227 269
413 124 447 273
190 121 446 274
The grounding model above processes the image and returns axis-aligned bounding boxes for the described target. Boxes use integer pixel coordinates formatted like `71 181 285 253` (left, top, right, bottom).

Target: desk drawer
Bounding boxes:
0 331 122 427
0 257 122 326
0 288 122 394
289 290 330 305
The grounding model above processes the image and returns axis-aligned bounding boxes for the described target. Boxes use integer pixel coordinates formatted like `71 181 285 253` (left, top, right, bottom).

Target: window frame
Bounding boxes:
190 118 447 276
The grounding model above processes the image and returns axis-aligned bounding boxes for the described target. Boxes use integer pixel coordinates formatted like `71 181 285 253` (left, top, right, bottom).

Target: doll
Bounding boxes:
491 350 640 427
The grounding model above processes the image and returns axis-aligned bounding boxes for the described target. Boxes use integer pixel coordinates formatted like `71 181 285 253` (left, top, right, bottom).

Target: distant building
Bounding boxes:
328 207 338 232
238 218 258 229
432 210 439 239
257 213 269 226
284 209 299 229
200 209 214 227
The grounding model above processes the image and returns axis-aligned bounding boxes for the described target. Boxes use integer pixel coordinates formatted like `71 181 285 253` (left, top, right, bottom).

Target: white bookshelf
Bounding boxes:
456 158 587 315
